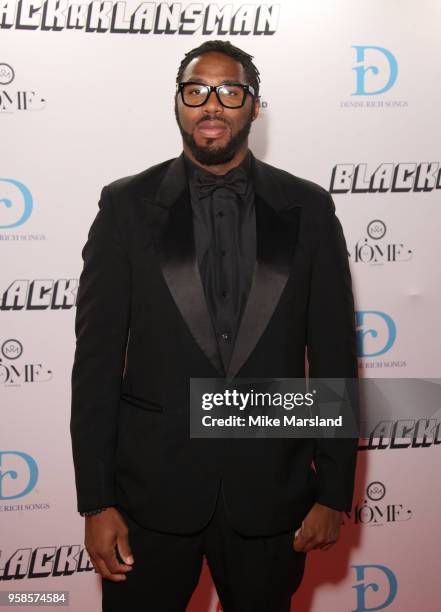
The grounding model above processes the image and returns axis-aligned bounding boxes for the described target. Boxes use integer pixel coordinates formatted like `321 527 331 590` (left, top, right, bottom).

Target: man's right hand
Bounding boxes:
85 507 134 582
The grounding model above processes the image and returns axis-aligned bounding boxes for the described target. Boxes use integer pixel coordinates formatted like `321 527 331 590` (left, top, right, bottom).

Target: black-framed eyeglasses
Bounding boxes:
177 81 256 109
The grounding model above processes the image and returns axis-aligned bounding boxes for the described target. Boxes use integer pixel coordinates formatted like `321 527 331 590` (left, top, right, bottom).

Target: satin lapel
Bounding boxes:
225 157 301 384
142 155 224 376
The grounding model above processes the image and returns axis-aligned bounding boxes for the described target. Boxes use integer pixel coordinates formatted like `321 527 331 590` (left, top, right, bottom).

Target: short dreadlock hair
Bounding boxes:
176 40 261 97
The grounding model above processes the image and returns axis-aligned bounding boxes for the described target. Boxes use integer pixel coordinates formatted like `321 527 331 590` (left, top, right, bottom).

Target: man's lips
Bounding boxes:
196 121 228 139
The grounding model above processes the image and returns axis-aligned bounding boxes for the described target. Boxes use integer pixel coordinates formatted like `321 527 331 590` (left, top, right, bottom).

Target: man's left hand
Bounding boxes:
293 502 342 553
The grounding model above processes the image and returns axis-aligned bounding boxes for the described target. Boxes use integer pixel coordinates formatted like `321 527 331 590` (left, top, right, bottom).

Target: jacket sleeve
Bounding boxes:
306 193 358 512
70 186 130 514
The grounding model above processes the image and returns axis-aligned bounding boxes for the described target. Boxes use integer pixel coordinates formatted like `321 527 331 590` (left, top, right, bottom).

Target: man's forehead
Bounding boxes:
182 53 245 82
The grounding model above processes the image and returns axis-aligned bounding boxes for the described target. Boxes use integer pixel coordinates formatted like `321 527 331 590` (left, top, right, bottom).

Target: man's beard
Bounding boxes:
175 102 253 166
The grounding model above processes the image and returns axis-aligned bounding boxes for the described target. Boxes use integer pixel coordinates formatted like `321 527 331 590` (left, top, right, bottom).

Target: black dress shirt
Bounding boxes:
184 152 256 372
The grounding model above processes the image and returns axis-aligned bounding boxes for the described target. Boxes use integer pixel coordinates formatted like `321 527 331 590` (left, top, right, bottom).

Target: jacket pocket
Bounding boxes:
119 392 164 413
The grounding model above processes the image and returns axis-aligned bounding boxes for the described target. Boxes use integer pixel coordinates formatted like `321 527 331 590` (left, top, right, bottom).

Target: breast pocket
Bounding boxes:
119 392 164 413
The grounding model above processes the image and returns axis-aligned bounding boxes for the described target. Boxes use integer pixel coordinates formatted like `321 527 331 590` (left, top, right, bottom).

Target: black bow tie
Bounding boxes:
195 166 248 199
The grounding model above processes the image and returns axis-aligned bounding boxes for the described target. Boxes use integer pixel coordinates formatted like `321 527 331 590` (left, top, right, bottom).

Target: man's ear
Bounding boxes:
252 96 261 121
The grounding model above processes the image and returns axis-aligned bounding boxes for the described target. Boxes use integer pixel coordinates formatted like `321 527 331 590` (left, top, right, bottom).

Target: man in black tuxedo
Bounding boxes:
71 40 358 611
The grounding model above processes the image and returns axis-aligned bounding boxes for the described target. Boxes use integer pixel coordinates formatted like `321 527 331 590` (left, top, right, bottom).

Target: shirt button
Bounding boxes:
219 332 230 342
220 249 226 256
222 290 228 298
216 211 224 217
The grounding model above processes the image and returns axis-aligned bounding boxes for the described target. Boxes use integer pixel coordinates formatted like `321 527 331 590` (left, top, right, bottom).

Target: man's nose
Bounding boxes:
203 89 223 114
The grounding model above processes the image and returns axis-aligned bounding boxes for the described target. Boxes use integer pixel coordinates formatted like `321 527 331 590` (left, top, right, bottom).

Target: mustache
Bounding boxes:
196 115 230 126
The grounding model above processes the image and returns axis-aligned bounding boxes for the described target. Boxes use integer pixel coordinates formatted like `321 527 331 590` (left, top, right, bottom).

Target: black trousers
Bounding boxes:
102 483 306 612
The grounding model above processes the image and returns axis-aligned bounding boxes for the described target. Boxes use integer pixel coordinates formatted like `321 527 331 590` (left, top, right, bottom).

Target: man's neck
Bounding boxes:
182 143 249 176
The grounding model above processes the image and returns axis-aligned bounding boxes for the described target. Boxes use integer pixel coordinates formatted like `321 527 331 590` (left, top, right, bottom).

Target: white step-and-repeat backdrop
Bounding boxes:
1 1 440 610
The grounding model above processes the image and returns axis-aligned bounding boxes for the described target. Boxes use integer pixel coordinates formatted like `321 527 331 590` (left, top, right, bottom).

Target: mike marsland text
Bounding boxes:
201 415 343 428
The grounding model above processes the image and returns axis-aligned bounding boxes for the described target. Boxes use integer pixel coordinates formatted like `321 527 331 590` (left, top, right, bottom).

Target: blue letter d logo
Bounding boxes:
0 179 33 229
0 451 39 499
356 310 396 358
352 564 397 611
352 46 398 95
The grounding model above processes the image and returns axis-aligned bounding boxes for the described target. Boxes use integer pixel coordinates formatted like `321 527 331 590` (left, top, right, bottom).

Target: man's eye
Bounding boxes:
188 87 202 95
220 87 239 96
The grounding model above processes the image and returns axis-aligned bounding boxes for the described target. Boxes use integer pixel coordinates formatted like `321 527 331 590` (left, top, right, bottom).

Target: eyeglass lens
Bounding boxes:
182 83 246 108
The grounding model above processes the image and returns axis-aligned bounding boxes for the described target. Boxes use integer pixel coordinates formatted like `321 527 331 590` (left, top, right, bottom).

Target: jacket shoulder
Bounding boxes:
103 158 176 201
258 158 334 215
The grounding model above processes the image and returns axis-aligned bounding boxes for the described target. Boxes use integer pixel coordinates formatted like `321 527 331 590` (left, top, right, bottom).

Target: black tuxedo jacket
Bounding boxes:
70 151 358 536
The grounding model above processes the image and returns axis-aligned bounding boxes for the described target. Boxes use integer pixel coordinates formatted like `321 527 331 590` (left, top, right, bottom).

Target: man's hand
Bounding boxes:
85 507 134 582
293 502 342 553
